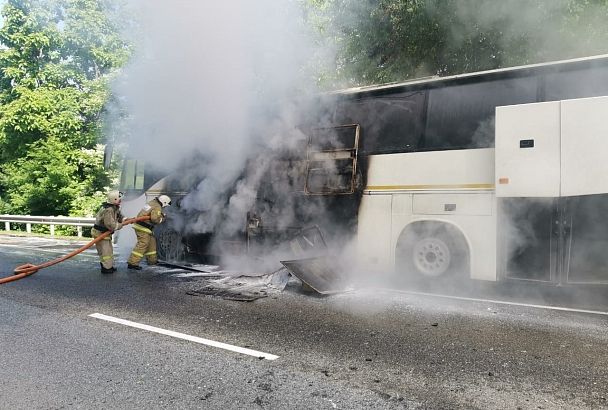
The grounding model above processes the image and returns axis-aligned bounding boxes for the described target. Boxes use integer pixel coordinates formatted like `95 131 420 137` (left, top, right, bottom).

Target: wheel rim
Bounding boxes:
412 237 451 277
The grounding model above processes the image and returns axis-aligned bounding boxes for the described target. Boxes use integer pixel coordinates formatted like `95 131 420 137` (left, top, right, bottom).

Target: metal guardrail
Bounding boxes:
0 214 95 237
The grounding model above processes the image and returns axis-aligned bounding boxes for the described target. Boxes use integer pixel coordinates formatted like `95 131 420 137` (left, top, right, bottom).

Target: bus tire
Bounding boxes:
395 222 469 281
155 226 185 262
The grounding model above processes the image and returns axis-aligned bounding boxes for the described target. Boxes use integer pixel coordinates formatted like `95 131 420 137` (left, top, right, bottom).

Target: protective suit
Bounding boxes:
127 195 171 270
91 191 124 274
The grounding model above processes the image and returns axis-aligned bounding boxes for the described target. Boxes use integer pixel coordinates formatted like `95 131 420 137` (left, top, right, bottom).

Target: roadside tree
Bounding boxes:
0 0 130 218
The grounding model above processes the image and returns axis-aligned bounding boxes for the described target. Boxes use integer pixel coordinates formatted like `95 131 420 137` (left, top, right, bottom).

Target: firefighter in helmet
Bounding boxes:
127 195 171 270
92 190 124 274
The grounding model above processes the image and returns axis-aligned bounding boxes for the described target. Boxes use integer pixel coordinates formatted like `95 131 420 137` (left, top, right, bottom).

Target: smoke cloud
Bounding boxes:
110 0 329 238
429 0 608 67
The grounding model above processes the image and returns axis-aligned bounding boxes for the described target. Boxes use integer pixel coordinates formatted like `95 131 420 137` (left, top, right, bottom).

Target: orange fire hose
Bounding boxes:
0 215 151 285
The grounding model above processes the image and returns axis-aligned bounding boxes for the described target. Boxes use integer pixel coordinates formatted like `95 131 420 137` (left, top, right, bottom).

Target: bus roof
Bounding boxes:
330 54 608 96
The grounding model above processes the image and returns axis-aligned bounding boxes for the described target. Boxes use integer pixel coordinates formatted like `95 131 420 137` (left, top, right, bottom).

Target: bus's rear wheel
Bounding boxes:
412 236 451 276
395 222 469 283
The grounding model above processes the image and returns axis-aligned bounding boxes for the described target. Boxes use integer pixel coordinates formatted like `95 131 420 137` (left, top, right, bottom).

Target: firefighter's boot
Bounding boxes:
100 263 115 274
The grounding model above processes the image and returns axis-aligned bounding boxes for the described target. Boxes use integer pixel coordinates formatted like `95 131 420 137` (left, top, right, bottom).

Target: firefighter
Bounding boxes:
127 195 171 270
91 190 124 274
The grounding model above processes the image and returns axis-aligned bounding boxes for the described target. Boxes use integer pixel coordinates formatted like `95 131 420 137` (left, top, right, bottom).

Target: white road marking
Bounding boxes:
89 313 279 360
383 289 608 316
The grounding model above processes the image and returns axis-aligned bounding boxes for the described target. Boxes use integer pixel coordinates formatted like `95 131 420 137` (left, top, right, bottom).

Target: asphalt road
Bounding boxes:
1 235 607 409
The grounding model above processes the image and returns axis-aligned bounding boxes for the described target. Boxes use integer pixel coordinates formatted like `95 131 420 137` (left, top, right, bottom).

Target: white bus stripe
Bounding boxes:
382 290 608 316
89 313 279 360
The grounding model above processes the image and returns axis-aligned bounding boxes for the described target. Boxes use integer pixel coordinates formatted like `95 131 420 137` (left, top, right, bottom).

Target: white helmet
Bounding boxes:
157 195 172 207
106 190 123 205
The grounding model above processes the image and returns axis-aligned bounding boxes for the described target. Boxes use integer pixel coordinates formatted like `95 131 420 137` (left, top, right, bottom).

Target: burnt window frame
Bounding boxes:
304 124 360 196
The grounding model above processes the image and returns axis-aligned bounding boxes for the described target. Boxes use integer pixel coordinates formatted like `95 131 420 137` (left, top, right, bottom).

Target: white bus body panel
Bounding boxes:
358 149 497 281
496 96 608 198
356 194 393 273
561 96 608 196
358 95 608 282
391 193 497 281
495 101 561 197
366 148 495 190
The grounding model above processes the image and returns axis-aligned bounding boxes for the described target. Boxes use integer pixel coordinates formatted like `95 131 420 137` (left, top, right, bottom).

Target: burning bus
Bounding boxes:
119 54 608 288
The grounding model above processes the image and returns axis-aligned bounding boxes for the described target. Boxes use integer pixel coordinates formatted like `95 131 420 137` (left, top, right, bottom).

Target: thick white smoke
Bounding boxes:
111 0 328 235
432 0 608 66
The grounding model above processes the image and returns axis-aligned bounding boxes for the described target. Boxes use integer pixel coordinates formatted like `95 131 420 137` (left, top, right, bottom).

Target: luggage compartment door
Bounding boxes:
561 96 608 196
495 101 561 198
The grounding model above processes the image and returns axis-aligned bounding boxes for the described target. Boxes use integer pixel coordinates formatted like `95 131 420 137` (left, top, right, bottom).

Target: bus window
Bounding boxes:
305 125 359 195
306 158 354 194
333 91 426 154
543 66 608 102
267 158 307 195
120 159 145 191
424 77 538 150
309 124 358 151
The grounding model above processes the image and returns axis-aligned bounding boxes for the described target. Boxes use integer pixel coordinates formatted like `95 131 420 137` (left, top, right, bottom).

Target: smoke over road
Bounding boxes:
110 0 329 239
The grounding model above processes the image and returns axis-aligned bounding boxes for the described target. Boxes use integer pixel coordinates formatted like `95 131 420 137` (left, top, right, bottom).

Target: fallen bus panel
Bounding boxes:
280 256 353 294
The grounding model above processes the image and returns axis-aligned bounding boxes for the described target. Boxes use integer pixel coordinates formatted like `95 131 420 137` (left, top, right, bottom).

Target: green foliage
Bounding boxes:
0 137 110 216
309 0 608 87
0 0 130 218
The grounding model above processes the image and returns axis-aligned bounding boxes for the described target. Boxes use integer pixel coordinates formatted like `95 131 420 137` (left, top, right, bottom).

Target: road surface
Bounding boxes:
1 235 607 409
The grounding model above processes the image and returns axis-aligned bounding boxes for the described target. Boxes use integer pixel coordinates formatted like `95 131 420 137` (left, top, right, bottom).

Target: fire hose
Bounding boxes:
0 215 151 285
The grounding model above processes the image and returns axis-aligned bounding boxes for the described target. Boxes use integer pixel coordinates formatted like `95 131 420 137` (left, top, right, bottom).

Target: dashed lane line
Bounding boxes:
89 313 279 360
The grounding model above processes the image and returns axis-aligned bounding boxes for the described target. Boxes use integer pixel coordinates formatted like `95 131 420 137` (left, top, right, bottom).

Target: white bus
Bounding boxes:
121 54 608 286
343 55 608 286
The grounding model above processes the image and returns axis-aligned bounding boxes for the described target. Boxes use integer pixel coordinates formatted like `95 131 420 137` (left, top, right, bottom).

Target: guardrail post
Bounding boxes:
4 222 9 232
50 224 55 236
26 223 31 233
77 226 82 237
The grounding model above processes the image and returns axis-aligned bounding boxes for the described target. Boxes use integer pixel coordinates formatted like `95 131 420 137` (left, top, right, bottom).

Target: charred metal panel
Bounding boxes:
288 226 327 256
185 269 290 301
280 256 352 294
250 122 364 258
186 288 268 302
